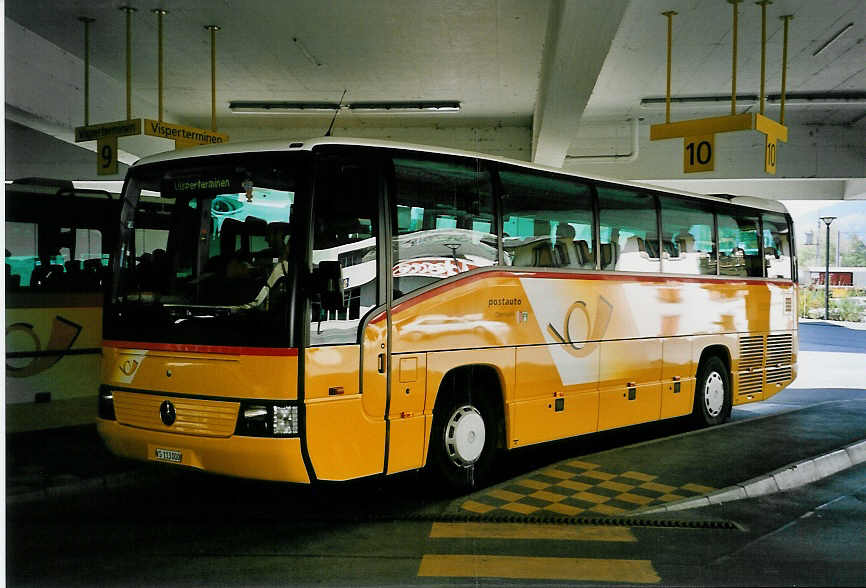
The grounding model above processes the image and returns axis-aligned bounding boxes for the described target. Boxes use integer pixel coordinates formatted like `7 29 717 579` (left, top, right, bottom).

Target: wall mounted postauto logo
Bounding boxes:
159 400 176 426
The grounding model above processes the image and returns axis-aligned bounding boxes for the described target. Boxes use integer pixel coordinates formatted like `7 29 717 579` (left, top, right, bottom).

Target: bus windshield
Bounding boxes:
105 152 304 348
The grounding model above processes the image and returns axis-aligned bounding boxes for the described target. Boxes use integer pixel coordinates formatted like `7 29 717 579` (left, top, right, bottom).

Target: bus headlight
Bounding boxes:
273 405 298 436
98 385 116 420
236 403 299 437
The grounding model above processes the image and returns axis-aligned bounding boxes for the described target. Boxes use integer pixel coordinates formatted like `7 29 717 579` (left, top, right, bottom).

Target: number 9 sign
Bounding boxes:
97 136 118 176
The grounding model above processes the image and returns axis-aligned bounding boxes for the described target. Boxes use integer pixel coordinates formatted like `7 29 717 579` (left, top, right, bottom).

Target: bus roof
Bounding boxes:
131 136 790 216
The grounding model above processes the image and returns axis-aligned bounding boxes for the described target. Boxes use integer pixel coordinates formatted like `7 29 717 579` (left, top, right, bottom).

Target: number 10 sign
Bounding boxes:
683 135 714 173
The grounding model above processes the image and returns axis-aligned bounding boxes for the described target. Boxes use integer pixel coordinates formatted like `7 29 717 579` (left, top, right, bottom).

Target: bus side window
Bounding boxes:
598 187 659 273
660 196 717 276
718 211 761 277
762 213 792 279
5 221 38 289
499 168 594 270
391 155 496 297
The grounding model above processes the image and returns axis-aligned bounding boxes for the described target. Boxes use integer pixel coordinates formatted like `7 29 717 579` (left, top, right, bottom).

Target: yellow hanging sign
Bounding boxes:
96 136 119 176
144 119 228 147
74 119 142 175
74 118 142 142
755 113 788 175
650 113 753 141
683 134 715 173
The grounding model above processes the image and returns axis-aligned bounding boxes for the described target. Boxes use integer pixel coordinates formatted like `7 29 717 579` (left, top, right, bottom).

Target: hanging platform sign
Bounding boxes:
651 113 787 175
144 119 229 148
74 118 142 142
683 134 715 173
74 118 142 176
651 114 752 175
754 113 788 175
650 113 753 141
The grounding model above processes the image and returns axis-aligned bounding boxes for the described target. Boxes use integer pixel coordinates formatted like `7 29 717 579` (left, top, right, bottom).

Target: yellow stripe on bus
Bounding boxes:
417 554 661 583
429 522 637 542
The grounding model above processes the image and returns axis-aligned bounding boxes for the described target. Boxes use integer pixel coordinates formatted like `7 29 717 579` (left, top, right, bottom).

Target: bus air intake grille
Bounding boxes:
737 372 763 396
114 391 240 437
738 335 764 371
766 366 792 384
766 333 793 366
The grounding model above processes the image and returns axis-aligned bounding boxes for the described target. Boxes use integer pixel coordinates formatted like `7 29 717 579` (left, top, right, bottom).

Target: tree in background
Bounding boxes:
841 235 866 267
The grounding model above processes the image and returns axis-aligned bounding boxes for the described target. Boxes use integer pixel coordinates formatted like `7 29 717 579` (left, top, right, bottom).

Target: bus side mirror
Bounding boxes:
316 261 345 312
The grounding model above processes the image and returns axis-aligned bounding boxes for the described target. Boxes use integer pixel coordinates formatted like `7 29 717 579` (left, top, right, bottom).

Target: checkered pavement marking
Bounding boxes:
459 460 716 517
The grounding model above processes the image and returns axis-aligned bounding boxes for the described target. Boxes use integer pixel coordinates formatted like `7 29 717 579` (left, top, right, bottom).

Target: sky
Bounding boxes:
783 200 866 245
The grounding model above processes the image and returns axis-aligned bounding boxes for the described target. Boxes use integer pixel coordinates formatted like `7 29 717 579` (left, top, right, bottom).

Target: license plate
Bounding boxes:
154 448 182 463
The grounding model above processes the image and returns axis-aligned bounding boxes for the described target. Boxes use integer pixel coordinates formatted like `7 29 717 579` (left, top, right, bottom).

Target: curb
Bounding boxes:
636 439 866 514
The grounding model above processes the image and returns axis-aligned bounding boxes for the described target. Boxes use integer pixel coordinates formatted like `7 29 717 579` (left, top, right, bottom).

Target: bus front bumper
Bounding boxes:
97 419 311 483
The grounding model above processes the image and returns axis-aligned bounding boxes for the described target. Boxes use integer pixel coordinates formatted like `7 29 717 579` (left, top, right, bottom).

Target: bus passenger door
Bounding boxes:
304 150 388 481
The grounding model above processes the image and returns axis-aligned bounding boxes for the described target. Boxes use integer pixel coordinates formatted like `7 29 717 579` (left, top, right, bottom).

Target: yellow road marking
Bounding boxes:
488 488 524 502
582 470 618 481
542 468 576 480
515 478 549 490
682 482 715 493
641 481 677 493
529 490 566 502
417 554 661 583
617 492 655 505
567 460 599 469
599 480 636 492
573 491 610 504
557 479 592 491
546 502 584 516
429 522 637 542
502 502 537 514
461 500 496 514
622 471 656 482
590 503 627 515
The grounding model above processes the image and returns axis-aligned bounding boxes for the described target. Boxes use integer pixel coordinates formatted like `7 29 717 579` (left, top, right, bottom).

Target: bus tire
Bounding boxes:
427 390 496 494
693 355 731 427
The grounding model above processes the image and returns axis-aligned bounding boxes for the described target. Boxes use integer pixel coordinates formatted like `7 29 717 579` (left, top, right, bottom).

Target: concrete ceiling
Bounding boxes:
4 0 865 198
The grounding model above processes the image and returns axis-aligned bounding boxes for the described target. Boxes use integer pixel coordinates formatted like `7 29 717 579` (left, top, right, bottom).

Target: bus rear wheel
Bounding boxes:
428 391 496 493
693 355 731 427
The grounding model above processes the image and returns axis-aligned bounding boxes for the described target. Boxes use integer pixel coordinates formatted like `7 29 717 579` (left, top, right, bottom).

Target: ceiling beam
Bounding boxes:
531 0 629 168
5 18 173 178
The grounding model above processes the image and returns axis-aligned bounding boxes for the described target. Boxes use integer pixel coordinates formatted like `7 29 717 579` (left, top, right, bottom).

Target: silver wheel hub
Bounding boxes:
444 405 485 468
704 372 725 417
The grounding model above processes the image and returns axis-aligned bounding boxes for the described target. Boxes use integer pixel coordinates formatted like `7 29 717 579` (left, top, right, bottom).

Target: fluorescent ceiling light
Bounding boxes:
229 100 461 114
229 101 340 113
348 101 460 112
640 92 866 109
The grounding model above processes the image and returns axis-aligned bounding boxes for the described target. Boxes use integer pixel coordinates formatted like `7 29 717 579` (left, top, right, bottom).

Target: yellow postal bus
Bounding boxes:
97 138 798 490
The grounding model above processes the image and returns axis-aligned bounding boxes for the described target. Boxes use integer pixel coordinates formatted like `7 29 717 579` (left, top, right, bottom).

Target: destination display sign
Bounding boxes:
162 175 243 196
144 119 229 146
74 118 142 142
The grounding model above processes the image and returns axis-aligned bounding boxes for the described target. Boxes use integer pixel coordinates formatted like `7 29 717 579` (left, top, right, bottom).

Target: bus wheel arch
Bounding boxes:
693 345 732 426
426 364 504 492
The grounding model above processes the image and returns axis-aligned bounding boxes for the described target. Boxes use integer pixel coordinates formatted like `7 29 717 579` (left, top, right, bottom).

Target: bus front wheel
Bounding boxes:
428 392 496 493
693 355 731 427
